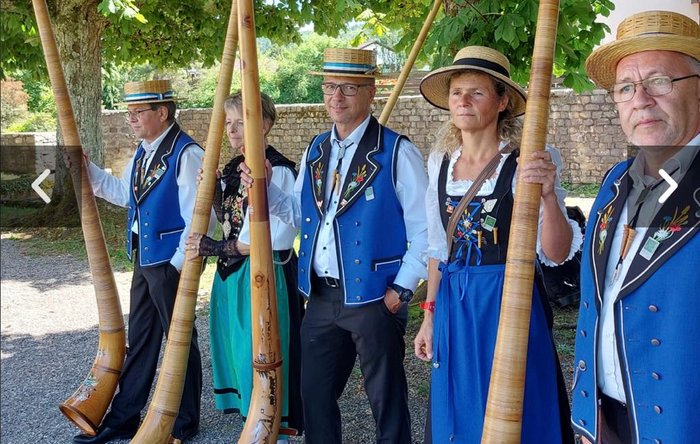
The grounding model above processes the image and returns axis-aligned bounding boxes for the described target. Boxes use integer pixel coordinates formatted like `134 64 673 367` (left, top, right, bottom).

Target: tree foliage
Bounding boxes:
359 0 614 91
1 78 30 127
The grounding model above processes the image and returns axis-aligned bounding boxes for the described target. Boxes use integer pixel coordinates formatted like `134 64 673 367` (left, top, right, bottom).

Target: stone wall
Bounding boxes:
0 132 56 175
3 88 629 185
547 88 628 184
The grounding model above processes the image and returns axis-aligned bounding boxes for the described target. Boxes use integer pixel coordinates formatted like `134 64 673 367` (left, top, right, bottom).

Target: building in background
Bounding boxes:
599 0 698 45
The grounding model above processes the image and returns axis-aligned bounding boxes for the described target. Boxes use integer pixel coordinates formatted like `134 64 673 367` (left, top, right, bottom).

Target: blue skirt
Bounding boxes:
430 262 564 444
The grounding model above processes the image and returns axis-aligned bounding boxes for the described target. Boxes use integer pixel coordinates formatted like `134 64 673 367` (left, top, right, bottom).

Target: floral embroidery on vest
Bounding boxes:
653 205 690 242
598 205 614 255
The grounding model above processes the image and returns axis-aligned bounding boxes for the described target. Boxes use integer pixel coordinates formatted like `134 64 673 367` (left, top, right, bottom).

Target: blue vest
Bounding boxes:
125 124 200 267
571 156 700 443
298 117 408 305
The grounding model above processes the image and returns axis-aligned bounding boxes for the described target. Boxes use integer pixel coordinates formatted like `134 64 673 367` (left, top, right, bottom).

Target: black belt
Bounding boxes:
312 272 342 289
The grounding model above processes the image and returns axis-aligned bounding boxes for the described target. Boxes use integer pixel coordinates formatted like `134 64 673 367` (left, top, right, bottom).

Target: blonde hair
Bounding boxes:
431 71 523 156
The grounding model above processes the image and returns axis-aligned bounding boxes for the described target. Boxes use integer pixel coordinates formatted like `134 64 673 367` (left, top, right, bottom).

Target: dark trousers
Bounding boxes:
599 393 631 444
300 279 411 444
103 260 202 439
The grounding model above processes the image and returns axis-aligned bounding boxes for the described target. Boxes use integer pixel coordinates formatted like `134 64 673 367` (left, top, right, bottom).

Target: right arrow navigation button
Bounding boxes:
658 168 678 204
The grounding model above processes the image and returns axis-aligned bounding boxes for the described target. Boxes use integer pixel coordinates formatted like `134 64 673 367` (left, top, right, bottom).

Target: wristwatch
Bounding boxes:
390 283 414 303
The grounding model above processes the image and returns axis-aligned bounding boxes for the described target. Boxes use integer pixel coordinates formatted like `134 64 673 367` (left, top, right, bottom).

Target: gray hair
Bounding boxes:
150 101 177 123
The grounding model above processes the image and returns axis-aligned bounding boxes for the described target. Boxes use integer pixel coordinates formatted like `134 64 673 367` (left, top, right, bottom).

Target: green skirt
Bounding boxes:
209 251 304 434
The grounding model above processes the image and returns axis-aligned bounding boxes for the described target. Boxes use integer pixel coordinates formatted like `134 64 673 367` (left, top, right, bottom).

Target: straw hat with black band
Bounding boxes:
310 48 380 79
586 10 700 90
117 79 179 106
419 46 527 116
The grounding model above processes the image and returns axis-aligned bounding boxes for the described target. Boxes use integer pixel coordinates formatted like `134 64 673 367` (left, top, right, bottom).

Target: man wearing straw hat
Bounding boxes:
241 47 428 443
571 10 700 444
73 79 207 444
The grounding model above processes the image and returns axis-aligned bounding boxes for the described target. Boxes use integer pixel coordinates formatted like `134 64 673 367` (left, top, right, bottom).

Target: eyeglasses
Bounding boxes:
125 108 154 121
610 74 700 103
321 83 373 96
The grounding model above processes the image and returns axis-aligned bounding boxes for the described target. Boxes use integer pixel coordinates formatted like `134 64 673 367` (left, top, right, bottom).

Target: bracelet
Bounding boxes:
419 301 435 313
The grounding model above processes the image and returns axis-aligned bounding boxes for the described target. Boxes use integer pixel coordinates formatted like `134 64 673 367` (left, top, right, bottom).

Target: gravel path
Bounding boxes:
0 237 429 444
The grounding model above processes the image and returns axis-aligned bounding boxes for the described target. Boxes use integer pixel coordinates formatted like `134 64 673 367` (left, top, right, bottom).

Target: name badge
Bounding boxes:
639 236 660 260
365 186 375 201
482 215 497 232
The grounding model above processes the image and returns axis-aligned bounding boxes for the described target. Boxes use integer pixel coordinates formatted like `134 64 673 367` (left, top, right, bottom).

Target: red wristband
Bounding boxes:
419 301 435 312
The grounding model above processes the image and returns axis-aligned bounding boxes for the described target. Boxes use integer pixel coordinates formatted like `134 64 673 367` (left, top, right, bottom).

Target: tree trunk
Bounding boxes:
46 0 106 218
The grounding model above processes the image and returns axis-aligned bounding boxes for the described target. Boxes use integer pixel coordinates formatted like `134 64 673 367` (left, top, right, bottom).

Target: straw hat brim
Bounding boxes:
115 98 180 107
586 34 700 90
419 66 527 116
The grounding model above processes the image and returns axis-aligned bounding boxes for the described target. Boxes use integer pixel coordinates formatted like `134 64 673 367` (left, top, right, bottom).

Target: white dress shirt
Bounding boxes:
425 141 583 265
267 115 429 291
231 164 297 251
88 123 212 271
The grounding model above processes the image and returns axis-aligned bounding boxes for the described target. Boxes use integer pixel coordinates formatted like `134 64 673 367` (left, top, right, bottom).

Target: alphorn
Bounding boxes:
378 0 442 126
130 2 239 443
481 0 560 442
31 0 126 436
237 0 283 441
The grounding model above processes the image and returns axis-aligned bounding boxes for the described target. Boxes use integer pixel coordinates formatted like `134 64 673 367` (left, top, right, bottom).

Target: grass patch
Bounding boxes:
553 304 579 384
0 205 43 224
1 200 133 271
2 200 223 293
562 182 600 198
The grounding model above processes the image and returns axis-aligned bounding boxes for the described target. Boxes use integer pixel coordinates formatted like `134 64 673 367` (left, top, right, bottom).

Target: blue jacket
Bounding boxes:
298 117 407 305
571 156 700 443
126 124 200 267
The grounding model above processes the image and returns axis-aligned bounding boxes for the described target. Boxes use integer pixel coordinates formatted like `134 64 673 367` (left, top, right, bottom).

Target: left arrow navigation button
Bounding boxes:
32 168 52 204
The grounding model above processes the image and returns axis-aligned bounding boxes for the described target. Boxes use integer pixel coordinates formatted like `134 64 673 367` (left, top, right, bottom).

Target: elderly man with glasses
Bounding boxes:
240 47 428 443
73 79 213 444
571 11 700 444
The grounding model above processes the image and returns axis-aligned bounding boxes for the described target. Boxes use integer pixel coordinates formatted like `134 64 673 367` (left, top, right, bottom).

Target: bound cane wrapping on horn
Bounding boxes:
481 0 561 442
31 0 127 436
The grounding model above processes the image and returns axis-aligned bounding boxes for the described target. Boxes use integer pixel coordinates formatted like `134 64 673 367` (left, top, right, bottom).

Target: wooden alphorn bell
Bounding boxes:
31 0 126 435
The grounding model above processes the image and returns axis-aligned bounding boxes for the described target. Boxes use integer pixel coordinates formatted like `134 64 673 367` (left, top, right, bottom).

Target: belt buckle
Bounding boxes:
323 277 339 288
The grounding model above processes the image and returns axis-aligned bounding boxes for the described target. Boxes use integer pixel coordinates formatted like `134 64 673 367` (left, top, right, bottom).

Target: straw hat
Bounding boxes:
586 11 700 90
117 79 178 106
310 48 380 78
419 46 527 116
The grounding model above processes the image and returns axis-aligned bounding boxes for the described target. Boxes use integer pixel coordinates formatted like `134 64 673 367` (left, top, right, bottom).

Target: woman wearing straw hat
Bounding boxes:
414 46 580 443
186 91 304 441
571 11 700 444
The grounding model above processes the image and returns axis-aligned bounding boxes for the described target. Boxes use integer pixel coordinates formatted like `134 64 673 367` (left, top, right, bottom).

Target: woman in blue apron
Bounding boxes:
415 46 582 443
187 92 304 441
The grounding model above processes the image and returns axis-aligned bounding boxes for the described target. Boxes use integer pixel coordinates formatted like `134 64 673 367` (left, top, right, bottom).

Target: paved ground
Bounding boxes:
0 236 427 444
